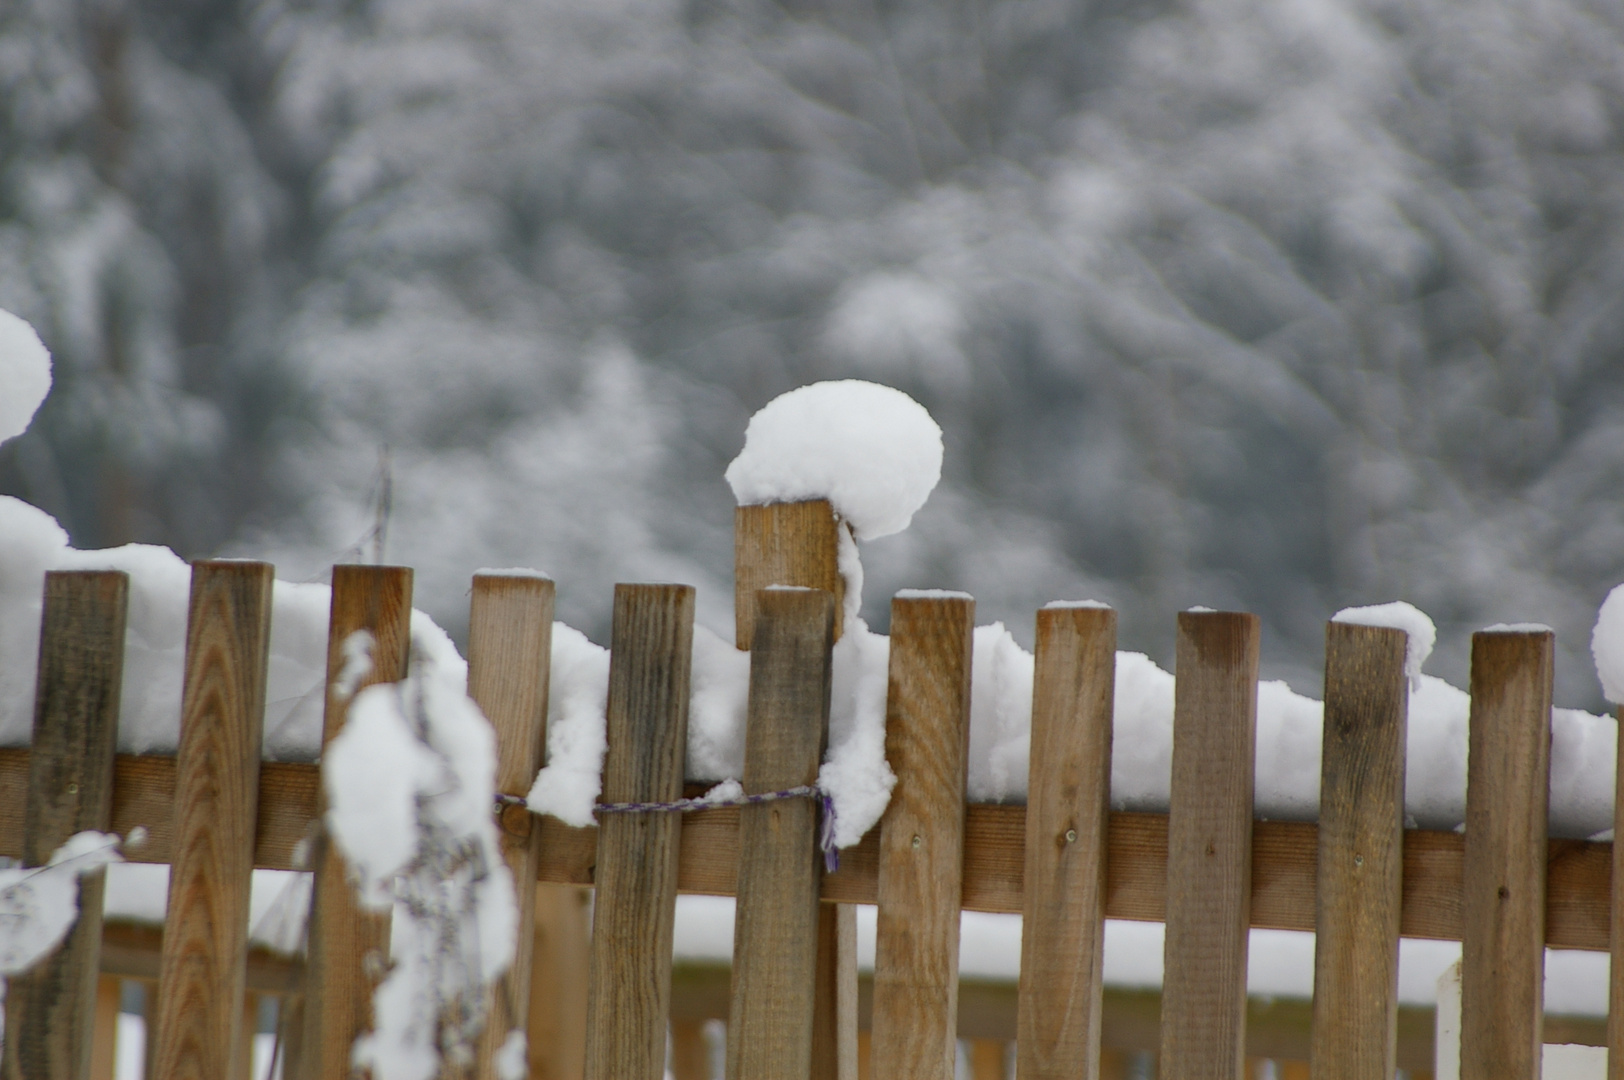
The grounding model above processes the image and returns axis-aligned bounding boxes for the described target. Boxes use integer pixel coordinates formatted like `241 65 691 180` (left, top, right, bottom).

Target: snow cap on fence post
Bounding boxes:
1591 583 1624 705
0 308 50 446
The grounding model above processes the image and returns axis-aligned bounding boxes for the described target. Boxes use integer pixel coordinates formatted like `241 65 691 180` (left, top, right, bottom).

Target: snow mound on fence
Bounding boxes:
0 309 51 446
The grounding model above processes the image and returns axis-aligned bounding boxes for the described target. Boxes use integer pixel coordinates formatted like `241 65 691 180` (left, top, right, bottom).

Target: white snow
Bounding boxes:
724 381 943 540
493 1031 528 1080
1332 601 1437 689
0 309 51 446
817 617 896 846
1482 622 1554 634
0 831 123 975
967 624 1034 803
895 588 974 600
473 567 552 580
1592 583 1624 705
101 862 313 955
1043 599 1113 610
524 623 611 827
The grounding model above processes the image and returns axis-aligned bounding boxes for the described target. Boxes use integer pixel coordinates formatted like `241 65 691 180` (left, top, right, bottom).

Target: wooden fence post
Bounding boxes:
726 586 836 1079
1017 604 1116 1080
870 591 975 1079
583 583 695 1080
1310 621 1408 1080
151 560 276 1080
734 498 857 1080
2 570 128 1080
1158 610 1259 1080
466 572 555 1079
1460 627 1552 1080
301 564 415 1077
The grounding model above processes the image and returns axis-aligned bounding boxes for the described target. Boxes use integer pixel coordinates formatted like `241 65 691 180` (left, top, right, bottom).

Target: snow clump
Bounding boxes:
0 831 124 975
1332 601 1436 690
0 308 51 445
1593 583 1624 705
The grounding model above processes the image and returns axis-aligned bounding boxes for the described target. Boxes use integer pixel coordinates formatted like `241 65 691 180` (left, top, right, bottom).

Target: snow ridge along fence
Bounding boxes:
0 498 1612 1079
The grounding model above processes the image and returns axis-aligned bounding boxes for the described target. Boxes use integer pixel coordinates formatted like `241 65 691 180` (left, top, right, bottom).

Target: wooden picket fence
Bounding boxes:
0 497 1615 1079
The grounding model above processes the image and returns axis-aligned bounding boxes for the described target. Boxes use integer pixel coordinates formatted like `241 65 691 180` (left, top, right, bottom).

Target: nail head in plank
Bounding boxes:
583 583 695 1080
1310 621 1408 1080
1018 603 1116 1080
870 591 975 1080
2 570 128 1080
1460 627 1553 1080
734 500 844 650
1159 610 1259 1080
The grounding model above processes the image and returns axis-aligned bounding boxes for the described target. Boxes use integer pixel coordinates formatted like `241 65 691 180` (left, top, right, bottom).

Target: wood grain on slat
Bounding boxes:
1460 628 1553 1080
301 565 414 1079
1017 604 1115 1080
153 560 276 1080
583 584 695 1080
465 573 555 1080
733 500 844 650
2 570 128 1080
870 592 974 1080
727 587 836 1080
1310 622 1408 1080
1159 610 1259 1080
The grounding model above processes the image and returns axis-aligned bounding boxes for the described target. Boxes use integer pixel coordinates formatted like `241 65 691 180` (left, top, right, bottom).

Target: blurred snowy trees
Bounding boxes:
4 0 1624 702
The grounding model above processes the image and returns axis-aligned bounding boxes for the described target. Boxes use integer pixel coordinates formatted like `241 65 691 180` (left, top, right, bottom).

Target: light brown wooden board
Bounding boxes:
583 584 695 1080
1017 605 1115 1080
811 902 859 1080
152 561 275 1080
301 564 414 1079
465 573 555 1080
1460 629 1553 1080
2 570 128 1080
1310 621 1408 1080
733 500 844 650
1159 610 1259 1080
726 588 835 1080
870 593 975 1080
527 885 591 1080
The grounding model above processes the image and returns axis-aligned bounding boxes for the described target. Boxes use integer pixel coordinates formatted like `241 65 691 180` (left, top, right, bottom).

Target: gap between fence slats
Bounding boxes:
152 560 275 1080
2 570 128 1080
1460 628 1553 1080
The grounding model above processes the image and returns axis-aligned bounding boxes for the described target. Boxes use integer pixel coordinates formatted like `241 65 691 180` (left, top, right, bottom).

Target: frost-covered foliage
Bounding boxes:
0 831 123 975
323 624 518 1080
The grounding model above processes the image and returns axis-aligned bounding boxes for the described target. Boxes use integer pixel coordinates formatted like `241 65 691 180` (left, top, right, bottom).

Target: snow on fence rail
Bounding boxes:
0 498 1616 1078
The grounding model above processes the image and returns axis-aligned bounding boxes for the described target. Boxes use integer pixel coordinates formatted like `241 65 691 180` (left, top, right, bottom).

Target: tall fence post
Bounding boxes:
583 583 695 1080
734 498 857 1080
301 564 415 1077
151 560 275 1080
2 570 128 1080
1017 604 1116 1080
1159 610 1259 1080
726 586 836 1079
1310 621 1408 1079
870 591 974 1079
467 572 555 1078
1460 627 1552 1080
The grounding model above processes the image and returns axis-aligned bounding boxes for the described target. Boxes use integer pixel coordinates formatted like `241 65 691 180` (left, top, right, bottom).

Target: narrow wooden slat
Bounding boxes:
237 993 259 1080
583 583 695 1080
670 1020 710 1080
528 885 591 1080
2 570 128 1080
152 560 275 1080
89 977 121 1080
870 591 975 1079
733 500 844 650
1017 604 1116 1080
726 587 836 1080
300 565 414 1078
1158 610 1259 1080
1460 627 1552 1080
1309 621 1408 1080
811 902 859 1080
466 572 556 1080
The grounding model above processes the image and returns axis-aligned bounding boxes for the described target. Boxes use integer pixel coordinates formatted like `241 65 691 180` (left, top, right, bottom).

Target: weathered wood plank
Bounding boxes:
726 587 836 1080
1159 610 1259 1080
733 500 844 650
1017 604 1115 1080
1309 621 1408 1080
465 572 555 1080
2 570 128 1080
300 564 414 1079
1460 627 1552 1080
583 583 695 1080
870 592 975 1080
527 884 591 1080
152 560 276 1080
811 902 859 1080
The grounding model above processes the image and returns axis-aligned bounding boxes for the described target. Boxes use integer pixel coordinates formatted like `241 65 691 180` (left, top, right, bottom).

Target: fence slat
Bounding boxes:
152 560 275 1080
1460 628 1552 1080
811 902 859 1080
726 587 836 1079
300 564 414 1078
734 500 844 651
1159 610 1259 1080
1016 603 1115 1080
465 572 556 1079
1 570 128 1080
1309 621 1408 1080
870 591 974 1079
583 583 695 1080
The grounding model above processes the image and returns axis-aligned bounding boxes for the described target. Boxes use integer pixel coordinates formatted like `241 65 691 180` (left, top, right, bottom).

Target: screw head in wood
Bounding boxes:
1065 829 1078 843
66 783 78 795
911 834 922 849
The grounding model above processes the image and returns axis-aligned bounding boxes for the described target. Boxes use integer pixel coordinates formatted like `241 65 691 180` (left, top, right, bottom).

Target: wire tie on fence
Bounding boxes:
496 784 841 872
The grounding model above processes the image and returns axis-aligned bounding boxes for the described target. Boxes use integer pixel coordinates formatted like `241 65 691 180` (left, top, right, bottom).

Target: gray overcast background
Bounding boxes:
5 0 1624 706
